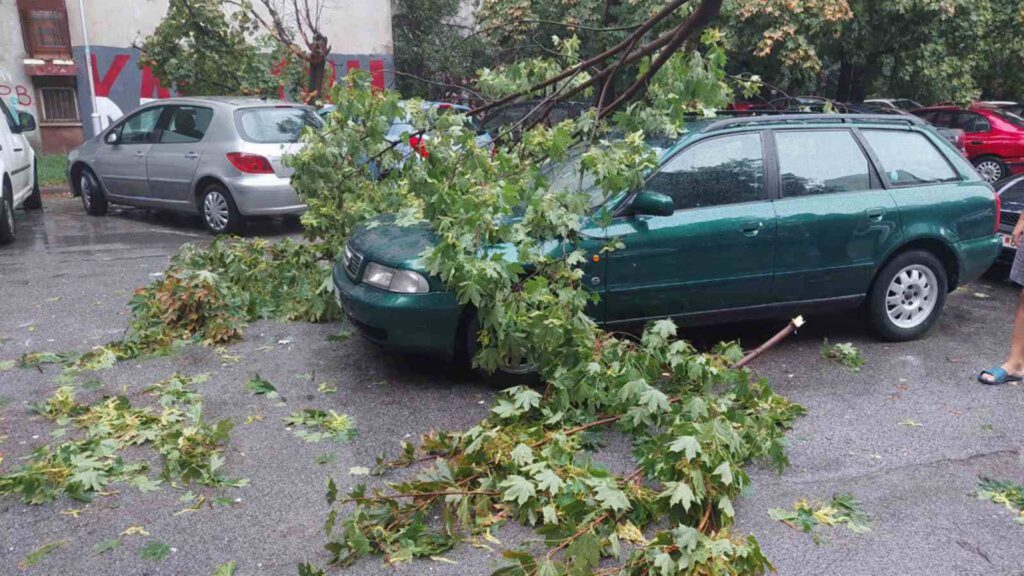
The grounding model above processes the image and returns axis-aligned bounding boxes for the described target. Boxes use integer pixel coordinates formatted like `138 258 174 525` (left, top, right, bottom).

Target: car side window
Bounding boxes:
932 111 955 127
776 130 871 197
646 133 763 210
956 112 990 133
862 129 959 185
0 99 16 132
117 107 164 144
160 106 213 144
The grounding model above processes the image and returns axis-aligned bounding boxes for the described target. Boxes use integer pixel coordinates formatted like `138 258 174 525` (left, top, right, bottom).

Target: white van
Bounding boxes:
0 99 40 244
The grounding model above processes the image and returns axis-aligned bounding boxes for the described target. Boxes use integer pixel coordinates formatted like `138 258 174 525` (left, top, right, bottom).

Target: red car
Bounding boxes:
913 104 1024 183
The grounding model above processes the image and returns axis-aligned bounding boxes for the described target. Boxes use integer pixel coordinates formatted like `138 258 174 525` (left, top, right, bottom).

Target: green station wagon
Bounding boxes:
333 114 1000 362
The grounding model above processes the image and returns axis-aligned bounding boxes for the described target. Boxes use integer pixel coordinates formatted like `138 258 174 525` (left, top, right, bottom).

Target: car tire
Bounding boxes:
868 250 948 342
79 167 107 216
0 183 15 245
458 313 539 383
973 156 1008 183
22 162 42 209
200 183 243 235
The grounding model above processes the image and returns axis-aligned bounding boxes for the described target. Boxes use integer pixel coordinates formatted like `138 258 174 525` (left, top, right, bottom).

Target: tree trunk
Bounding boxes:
594 0 621 109
306 33 331 103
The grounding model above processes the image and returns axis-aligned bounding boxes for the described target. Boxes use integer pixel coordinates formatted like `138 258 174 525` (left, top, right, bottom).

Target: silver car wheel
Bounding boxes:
203 190 230 231
80 174 92 210
975 160 1003 183
885 264 938 329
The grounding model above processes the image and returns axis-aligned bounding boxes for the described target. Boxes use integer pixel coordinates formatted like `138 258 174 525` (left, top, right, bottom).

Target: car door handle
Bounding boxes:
865 207 886 221
13 147 23 152
970 141 983 145
740 221 765 236
184 152 199 159
134 150 146 158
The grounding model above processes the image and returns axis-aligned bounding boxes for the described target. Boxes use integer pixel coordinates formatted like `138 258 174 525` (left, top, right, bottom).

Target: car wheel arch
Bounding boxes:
69 161 93 197
194 176 229 211
875 237 960 293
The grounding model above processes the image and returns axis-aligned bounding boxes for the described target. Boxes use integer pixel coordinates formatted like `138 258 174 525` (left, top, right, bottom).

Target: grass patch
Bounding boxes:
37 154 68 187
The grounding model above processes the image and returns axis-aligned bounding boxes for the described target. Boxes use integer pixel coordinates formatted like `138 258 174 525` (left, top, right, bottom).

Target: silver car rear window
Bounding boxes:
234 106 322 143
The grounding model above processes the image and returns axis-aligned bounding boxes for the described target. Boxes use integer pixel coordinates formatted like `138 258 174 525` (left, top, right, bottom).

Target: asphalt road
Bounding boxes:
1 195 1023 576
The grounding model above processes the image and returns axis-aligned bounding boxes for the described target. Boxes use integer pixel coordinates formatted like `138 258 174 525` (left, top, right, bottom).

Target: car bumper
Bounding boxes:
223 174 307 216
957 234 1001 282
332 262 463 359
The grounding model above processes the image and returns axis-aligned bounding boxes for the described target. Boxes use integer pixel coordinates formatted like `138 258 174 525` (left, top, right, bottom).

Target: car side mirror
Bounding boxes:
16 111 35 133
104 130 119 145
632 190 674 217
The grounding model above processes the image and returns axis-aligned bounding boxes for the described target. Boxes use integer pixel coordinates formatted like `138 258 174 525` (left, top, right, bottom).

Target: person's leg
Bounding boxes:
981 288 1024 383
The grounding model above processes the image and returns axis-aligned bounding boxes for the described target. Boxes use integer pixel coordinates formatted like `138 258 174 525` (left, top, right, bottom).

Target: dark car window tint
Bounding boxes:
235 106 322 143
161 106 213 143
118 107 163 144
646 133 763 210
0 99 16 132
776 130 870 197
932 111 956 127
863 130 958 185
956 112 990 133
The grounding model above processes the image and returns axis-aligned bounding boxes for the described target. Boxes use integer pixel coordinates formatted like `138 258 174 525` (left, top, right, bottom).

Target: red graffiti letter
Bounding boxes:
91 54 130 98
370 60 385 91
140 66 171 99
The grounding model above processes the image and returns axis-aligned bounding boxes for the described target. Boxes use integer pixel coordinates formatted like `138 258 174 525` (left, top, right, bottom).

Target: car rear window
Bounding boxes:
234 106 322 143
862 130 958 185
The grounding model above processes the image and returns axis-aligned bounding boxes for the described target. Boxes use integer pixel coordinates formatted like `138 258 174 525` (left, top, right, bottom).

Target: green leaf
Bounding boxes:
244 374 278 398
714 462 733 486
0 359 14 371
93 538 121 555
588 478 631 513
326 478 338 505
212 560 237 575
668 435 701 461
664 481 696 511
21 540 67 568
499 475 536 506
535 469 565 495
139 540 171 561
510 443 534 466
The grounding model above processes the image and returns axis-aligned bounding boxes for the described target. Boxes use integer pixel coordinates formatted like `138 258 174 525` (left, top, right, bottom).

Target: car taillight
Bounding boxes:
994 188 1002 233
408 135 429 158
226 152 274 174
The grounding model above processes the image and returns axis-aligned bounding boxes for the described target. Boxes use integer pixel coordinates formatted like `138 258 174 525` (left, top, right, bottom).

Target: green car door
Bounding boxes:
770 128 901 302
600 131 778 323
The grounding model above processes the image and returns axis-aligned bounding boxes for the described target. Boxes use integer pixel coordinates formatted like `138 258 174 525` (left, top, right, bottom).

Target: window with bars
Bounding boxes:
38 87 79 122
21 9 71 56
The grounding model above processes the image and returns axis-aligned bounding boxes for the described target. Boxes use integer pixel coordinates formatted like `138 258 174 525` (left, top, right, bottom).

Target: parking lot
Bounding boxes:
2 194 1024 576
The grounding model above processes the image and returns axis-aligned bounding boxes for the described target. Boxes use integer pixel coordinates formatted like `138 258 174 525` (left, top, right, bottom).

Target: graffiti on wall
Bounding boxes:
73 46 394 138
0 66 34 123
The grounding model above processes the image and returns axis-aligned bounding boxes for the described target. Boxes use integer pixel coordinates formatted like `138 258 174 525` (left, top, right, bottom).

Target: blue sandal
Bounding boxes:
978 367 1022 385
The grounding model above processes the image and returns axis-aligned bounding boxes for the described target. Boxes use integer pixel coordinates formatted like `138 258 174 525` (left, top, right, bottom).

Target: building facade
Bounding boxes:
2 0 394 154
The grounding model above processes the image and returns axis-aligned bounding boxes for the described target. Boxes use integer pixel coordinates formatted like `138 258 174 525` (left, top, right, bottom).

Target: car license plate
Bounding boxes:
1001 233 1014 248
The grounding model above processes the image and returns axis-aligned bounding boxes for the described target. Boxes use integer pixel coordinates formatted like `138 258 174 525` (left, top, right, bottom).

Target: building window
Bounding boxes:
20 8 71 57
38 87 79 122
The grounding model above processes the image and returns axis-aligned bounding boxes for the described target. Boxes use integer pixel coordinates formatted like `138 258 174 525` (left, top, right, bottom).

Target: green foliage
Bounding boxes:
768 494 872 543
285 409 357 443
139 540 172 561
37 154 68 187
93 538 121 555
392 0 493 98
245 374 278 398
20 540 68 568
976 478 1024 525
212 560 238 575
137 0 285 97
0 374 244 504
820 340 864 372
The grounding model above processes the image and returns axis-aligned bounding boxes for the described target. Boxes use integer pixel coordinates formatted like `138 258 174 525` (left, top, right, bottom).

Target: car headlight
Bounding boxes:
362 262 429 294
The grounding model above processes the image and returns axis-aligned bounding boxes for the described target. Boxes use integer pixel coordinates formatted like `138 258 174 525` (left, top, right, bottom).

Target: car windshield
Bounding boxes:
990 108 1024 128
235 106 323 143
544 154 605 210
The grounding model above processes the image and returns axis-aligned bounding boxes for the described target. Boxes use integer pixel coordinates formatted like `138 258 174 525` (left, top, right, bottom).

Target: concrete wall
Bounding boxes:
66 0 394 138
0 1 43 150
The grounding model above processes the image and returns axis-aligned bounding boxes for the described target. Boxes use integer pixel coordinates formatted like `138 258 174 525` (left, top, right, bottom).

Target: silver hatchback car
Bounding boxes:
68 96 321 234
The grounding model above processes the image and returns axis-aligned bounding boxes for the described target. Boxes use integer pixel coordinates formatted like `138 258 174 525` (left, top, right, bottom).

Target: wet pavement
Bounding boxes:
1 195 1024 576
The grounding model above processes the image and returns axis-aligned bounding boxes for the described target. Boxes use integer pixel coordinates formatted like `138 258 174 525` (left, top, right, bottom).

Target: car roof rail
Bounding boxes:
703 113 926 132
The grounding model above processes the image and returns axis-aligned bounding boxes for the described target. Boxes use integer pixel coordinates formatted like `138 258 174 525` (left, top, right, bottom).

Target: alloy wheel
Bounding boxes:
885 264 938 329
975 160 1003 183
80 174 92 210
203 190 230 231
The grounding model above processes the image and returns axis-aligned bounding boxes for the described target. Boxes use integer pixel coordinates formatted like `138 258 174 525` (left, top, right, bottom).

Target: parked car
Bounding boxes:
995 174 1024 264
68 97 321 234
0 99 41 244
478 100 588 140
333 114 999 366
319 101 493 165
912 104 1024 183
864 98 923 111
